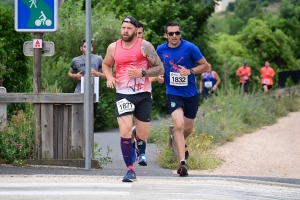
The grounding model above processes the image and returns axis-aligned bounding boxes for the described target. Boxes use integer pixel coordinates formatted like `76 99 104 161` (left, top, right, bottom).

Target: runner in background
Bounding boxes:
199 64 220 99
260 61 275 94
236 62 251 95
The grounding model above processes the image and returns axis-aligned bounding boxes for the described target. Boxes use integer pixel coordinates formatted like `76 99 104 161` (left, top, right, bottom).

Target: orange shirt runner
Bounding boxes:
260 67 275 85
237 66 251 83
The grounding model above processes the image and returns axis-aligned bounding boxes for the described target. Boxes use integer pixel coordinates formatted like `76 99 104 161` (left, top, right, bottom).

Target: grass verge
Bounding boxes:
151 87 300 170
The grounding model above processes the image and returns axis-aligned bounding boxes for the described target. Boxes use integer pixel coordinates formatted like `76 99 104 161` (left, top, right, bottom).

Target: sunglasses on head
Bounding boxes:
122 20 137 27
167 31 181 36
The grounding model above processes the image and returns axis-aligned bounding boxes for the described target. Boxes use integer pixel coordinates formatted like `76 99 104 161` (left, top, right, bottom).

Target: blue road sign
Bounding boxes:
15 0 58 32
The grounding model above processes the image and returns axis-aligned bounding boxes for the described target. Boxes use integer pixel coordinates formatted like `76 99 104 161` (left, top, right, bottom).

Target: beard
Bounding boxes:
121 33 135 42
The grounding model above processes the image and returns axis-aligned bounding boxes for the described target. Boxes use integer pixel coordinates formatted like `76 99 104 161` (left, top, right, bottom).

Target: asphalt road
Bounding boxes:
1 176 300 200
1 120 300 199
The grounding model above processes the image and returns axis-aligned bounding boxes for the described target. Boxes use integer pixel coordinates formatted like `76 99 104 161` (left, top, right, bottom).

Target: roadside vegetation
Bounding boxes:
150 86 300 170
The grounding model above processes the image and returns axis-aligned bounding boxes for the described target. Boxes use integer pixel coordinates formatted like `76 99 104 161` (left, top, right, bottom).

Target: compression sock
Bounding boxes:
136 134 146 155
120 137 134 169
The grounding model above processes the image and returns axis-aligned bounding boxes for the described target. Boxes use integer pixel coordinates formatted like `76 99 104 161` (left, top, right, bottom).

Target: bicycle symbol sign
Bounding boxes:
15 0 58 32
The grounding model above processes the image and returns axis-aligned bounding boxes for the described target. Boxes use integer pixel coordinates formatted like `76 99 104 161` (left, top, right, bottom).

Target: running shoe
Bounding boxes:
122 169 137 182
177 161 188 176
138 153 147 166
185 144 189 159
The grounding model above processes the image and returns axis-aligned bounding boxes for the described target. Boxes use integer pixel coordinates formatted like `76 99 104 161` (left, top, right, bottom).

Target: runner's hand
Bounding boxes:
128 65 142 78
91 68 98 76
157 75 164 84
74 71 82 80
212 85 217 91
178 65 190 76
106 76 118 88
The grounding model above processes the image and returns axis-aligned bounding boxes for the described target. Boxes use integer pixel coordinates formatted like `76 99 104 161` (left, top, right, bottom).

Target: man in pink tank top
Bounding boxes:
102 16 164 182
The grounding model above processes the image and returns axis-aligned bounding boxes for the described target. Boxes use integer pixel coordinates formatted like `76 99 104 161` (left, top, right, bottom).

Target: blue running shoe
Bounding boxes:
122 169 137 182
132 147 137 163
138 153 147 166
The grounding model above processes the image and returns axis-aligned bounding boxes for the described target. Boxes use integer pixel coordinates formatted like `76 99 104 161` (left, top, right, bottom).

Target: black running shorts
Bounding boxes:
115 92 152 122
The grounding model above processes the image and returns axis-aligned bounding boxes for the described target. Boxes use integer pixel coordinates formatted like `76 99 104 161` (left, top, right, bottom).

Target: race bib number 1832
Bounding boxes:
170 72 188 86
116 98 135 114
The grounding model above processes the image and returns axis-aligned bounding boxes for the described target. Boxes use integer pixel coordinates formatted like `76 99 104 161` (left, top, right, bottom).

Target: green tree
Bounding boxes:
207 13 230 35
273 0 300 63
210 33 253 88
0 3 31 93
42 1 120 93
226 0 252 35
238 18 297 70
0 0 14 7
41 0 120 130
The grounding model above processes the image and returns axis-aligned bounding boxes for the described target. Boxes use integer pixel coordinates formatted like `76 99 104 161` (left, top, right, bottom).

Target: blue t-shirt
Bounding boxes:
156 39 203 97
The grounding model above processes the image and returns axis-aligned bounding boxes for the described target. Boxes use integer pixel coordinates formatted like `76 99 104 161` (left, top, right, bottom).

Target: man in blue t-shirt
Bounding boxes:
156 21 209 176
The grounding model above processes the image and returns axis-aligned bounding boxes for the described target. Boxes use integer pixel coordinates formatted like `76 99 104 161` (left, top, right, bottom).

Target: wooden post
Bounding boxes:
224 62 228 95
33 32 43 159
0 87 7 131
168 125 178 161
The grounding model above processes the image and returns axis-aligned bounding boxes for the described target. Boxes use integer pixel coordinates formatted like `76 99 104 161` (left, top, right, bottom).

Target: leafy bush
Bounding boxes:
0 105 35 165
0 3 31 93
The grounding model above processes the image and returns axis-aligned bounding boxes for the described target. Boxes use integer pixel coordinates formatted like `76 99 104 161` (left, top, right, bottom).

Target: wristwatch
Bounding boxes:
141 70 147 77
190 68 195 74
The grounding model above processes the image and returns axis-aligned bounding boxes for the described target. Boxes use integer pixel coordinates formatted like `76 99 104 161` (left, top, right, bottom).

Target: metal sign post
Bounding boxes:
85 0 92 171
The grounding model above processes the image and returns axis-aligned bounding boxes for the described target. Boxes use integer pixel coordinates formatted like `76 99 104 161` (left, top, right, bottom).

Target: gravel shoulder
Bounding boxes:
190 111 300 179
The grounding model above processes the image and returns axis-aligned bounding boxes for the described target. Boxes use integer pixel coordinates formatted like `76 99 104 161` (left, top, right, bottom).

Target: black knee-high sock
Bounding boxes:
136 135 146 155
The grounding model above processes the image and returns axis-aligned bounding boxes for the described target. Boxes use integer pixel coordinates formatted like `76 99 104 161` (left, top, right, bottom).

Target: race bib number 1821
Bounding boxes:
116 98 135 114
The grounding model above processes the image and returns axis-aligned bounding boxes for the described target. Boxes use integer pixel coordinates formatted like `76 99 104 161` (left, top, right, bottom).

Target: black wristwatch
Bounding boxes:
190 68 195 74
141 70 147 77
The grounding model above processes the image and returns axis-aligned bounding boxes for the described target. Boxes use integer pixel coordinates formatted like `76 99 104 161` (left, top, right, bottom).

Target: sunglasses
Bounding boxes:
167 31 181 36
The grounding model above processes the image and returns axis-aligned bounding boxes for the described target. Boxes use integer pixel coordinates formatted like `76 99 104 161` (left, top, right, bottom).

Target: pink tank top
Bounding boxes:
114 38 151 94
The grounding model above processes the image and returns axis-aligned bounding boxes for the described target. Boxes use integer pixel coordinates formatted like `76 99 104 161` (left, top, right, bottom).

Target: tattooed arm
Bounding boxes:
141 40 164 77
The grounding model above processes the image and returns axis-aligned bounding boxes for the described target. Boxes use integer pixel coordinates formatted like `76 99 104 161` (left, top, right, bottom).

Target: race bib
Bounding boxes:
170 72 188 86
263 79 270 84
116 98 135 115
204 81 213 88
